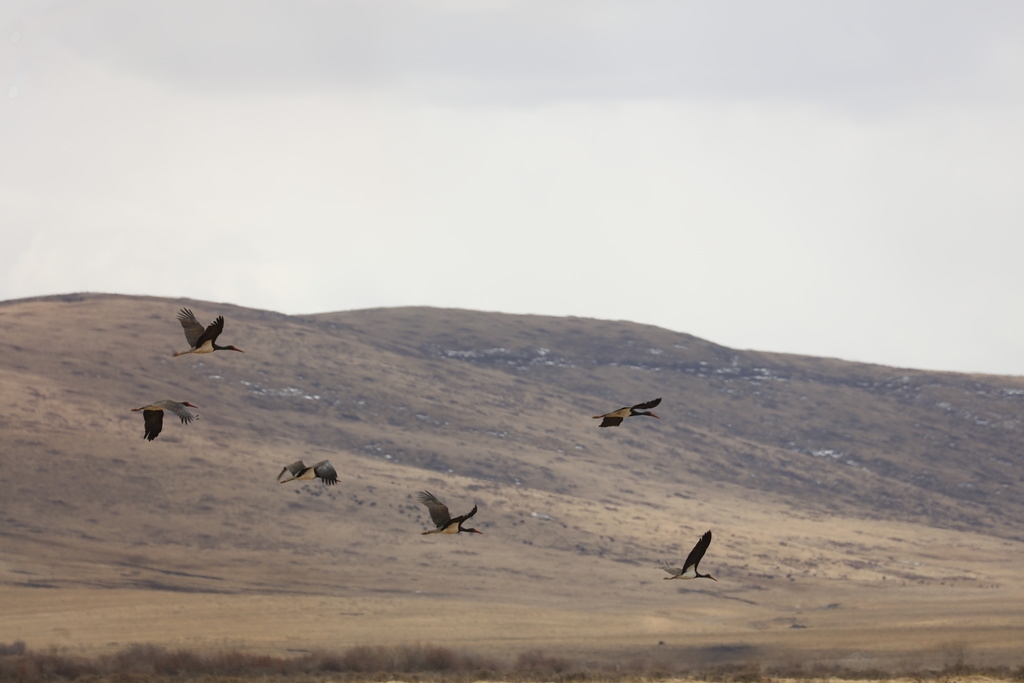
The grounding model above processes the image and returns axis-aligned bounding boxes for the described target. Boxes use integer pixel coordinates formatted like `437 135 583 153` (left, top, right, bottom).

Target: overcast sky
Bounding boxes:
3 1 1024 375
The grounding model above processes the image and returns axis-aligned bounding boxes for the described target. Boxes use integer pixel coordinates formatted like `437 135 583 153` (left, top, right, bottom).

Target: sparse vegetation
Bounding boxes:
1 642 1023 683
3 297 1024 675
0 644 25 658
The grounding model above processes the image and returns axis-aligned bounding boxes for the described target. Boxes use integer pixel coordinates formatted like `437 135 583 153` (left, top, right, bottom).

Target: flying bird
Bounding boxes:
131 400 198 441
657 530 717 581
172 308 244 356
417 491 483 535
277 460 339 486
593 397 662 427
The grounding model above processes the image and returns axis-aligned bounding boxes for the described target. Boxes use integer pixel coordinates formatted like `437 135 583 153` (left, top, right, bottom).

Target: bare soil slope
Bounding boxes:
1 294 1022 670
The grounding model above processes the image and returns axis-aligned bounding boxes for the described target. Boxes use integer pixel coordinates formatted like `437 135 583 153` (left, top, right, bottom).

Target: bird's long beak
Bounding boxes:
651 413 660 419
708 575 717 581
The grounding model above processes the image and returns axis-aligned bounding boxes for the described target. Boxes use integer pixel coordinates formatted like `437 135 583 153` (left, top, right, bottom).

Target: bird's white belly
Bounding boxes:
194 341 215 353
440 525 460 534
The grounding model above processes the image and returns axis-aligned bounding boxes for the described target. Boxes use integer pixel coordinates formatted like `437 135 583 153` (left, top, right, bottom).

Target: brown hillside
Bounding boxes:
1 293 1022 669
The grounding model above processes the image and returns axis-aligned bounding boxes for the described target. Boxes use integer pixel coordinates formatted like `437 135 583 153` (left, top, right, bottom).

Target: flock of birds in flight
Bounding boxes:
134 308 717 583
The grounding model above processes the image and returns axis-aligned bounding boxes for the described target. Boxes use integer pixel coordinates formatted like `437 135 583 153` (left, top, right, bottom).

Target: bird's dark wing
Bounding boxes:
176 308 206 348
451 504 478 527
314 460 339 485
195 316 225 348
633 397 662 411
167 402 197 425
417 491 452 528
598 416 624 428
277 460 307 482
682 530 713 572
142 410 164 441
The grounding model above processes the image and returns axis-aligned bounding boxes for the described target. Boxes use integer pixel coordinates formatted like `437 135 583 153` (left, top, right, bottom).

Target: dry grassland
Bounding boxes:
1 294 1023 676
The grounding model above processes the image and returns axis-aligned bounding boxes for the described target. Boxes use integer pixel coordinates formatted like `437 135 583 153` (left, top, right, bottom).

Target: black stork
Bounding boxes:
657 530 717 581
172 308 244 357
417 491 483 535
593 397 661 427
131 400 198 441
277 460 339 486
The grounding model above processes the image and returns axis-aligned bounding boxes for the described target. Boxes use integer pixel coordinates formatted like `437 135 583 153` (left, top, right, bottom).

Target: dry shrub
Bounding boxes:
401 644 458 671
15 641 1024 683
0 648 97 682
206 649 286 676
329 643 493 674
0 644 305 682
704 660 764 683
600 657 674 679
337 645 386 672
514 650 572 674
107 643 205 676
310 651 347 673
